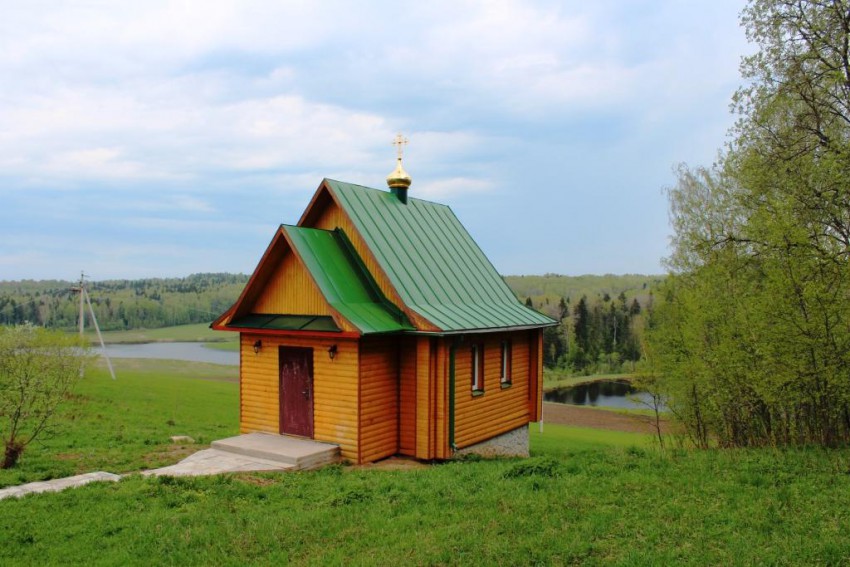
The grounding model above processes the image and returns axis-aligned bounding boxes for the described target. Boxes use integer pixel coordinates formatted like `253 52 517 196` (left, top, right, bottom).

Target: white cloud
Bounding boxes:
0 0 751 278
47 147 143 179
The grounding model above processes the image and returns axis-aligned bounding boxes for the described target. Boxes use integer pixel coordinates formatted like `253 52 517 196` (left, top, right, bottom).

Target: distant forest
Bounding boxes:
506 274 664 374
1 272 662 373
0 273 249 331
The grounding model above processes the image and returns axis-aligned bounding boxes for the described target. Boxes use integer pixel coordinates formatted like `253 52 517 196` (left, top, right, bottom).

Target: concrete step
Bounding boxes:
211 433 339 470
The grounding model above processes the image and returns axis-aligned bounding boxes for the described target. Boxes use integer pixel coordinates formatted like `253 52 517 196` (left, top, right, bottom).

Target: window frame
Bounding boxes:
471 343 484 393
500 340 512 386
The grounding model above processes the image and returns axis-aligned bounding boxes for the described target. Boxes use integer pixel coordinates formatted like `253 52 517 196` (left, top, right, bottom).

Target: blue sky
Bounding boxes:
0 0 749 281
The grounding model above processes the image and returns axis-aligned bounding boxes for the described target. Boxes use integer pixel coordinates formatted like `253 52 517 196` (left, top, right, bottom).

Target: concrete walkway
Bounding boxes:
0 472 121 500
0 433 339 500
142 448 294 477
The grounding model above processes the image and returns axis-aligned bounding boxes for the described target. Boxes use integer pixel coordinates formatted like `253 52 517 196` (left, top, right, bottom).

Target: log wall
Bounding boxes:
414 337 436 459
239 333 359 462
398 337 417 456
452 332 533 449
358 337 399 463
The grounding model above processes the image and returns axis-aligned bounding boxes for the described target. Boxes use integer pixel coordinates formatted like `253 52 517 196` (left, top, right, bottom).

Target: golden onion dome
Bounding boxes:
386 157 412 189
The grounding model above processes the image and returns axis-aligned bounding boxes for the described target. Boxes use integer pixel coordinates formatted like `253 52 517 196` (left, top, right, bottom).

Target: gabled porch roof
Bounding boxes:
212 225 414 336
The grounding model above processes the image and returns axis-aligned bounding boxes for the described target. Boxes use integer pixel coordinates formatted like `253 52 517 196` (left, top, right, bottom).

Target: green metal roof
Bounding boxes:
282 225 415 335
323 179 556 332
230 314 341 332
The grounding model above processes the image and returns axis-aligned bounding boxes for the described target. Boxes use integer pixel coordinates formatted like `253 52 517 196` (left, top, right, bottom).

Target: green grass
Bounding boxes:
0 359 238 489
531 422 654 453
88 323 237 345
3 359 850 565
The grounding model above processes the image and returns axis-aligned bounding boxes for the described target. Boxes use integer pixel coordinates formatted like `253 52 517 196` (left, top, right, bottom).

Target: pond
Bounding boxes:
544 379 660 411
102 342 239 366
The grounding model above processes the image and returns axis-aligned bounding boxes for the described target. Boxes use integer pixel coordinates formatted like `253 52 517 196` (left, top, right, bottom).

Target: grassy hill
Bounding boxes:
1 359 849 564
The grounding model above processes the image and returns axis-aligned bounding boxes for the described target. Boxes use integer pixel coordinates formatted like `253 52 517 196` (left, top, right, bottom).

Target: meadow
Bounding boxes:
2 358 850 565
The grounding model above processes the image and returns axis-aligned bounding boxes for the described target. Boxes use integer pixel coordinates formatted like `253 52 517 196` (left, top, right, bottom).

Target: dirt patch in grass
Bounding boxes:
140 445 203 467
351 456 430 471
235 473 281 486
542 402 672 435
55 452 87 461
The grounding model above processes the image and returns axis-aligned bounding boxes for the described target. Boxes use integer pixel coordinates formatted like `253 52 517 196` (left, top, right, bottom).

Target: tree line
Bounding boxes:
647 0 850 448
0 273 248 331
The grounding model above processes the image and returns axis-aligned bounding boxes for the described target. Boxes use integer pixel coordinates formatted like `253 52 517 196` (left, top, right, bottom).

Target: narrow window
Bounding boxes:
471 343 484 392
501 340 512 385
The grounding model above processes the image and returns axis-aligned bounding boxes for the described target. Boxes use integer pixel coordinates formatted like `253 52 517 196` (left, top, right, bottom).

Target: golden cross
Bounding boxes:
392 133 408 160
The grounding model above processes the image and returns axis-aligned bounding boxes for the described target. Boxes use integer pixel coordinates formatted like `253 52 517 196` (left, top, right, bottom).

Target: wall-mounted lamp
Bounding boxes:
327 344 338 360
253 340 262 354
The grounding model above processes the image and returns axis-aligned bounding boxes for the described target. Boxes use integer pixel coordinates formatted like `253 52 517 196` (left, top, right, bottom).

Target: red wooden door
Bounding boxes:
279 347 314 438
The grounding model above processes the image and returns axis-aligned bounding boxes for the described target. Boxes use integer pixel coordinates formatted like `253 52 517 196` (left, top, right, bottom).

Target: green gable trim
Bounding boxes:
324 179 557 332
283 225 415 335
230 314 341 333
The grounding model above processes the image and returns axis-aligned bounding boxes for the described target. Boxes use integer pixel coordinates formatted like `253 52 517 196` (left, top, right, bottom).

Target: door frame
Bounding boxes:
278 346 314 438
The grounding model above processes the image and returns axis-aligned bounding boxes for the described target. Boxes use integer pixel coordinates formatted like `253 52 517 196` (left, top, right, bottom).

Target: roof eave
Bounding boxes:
402 321 558 336
222 326 361 340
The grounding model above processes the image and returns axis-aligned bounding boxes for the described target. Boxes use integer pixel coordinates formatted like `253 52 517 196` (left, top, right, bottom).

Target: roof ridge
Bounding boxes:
324 178 450 208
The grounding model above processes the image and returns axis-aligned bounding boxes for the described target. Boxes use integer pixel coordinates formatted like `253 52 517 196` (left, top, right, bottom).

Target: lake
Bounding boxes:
544 379 660 411
102 342 239 366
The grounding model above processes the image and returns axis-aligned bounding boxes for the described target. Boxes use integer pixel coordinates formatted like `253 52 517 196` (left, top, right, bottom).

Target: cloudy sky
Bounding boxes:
0 0 749 281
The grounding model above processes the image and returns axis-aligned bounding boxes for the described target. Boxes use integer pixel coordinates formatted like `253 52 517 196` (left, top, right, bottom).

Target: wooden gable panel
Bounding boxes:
253 247 330 316
250 243 355 333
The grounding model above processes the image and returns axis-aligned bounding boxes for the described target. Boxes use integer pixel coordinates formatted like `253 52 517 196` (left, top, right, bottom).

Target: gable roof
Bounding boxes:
314 179 556 332
283 225 414 334
213 225 414 335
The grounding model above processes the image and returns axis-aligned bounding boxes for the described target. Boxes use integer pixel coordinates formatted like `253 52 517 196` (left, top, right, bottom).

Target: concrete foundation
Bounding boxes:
454 425 529 458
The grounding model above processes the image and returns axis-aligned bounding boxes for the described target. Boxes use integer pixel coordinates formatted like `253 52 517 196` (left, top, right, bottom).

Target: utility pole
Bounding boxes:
71 272 116 380
78 272 85 336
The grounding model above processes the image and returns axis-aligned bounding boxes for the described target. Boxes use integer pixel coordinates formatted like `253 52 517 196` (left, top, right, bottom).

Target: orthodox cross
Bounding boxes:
392 133 408 160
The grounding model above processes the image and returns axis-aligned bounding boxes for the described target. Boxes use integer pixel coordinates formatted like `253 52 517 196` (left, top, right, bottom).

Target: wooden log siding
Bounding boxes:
435 340 450 460
452 332 532 449
398 337 417 456
358 337 399 463
415 337 434 460
239 334 359 462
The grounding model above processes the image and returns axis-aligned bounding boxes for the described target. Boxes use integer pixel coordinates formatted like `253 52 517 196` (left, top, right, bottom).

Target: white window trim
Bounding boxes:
472 344 483 391
500 341 511 384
